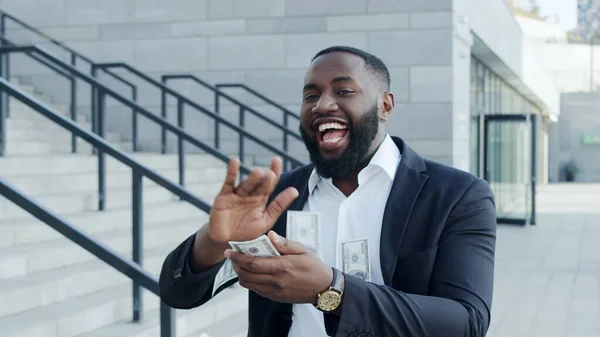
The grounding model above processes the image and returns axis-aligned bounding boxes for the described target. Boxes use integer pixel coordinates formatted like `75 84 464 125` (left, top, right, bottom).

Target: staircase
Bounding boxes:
0 82 250 335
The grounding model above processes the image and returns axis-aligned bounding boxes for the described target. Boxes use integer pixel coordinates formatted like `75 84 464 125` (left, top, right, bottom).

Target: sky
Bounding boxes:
515 0 578 30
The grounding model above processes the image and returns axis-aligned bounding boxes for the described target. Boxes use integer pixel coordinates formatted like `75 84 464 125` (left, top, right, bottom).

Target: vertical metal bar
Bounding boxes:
283 112 289 171
70 54 77 153
132 87 138 152
530 114 537 225
91 66 98 155
160 87 167 154
239 106 244 163
0 15 4 157
177 99 185 189
214 91 220 149
0 14 8 121
97 90 106 211
0 82 4 157
132 170 143 322
160 301 175 337
4 52 9 119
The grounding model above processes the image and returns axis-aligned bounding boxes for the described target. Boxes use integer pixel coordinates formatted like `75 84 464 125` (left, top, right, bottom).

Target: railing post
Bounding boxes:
97 90 106 211
0 14 9 121
0 15 4 157
160 301 175 337
70 54 77 153
132 171 143 322
283 112 289 171
239 106 245 162
91 65 98 155
177 98 185 190
0 84 4 157
214 91 220 149
160 87 167 154
132 86 138 152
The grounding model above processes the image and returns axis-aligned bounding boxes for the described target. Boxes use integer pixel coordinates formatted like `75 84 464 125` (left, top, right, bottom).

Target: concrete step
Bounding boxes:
0 193 216 248
0 280 246 337
77 287 248 337
0 243 174 317
5 117 93 131
0 180 222 235
0 165 226 198
8 107 88 125
4 139 133 156
0 153 225 177
0 201 207 279
5 127 121 142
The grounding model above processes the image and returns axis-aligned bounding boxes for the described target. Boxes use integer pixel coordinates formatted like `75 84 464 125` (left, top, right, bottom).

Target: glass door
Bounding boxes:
483 114 536 225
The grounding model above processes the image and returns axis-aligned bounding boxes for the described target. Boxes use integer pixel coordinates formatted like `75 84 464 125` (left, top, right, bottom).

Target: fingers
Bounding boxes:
226 250 282 274
264 187 299 225
268 231 307 255
234 167 264 197
226 157 284 197
220 157 241 193
252 170 277 196
270 157 283 179
248 156 283 196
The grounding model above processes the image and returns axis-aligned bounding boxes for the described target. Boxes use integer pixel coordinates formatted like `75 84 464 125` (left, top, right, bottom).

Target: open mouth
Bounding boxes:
316 122 349 151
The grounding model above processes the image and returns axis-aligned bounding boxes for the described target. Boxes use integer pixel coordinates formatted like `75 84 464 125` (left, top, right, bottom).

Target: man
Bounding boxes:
159 46 497 337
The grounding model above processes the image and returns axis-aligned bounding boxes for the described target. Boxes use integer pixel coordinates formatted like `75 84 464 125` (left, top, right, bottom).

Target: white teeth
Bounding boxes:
323 137 343 143
318 122 348 133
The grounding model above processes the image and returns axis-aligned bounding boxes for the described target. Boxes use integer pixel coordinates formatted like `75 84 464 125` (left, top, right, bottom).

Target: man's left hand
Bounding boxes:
225 230 333 304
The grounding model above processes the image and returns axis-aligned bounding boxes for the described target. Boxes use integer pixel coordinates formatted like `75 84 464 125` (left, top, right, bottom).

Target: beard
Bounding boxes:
300 103 380 179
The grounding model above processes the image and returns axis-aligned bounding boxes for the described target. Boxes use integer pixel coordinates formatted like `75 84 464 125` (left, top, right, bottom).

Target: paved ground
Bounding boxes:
486 183 600 337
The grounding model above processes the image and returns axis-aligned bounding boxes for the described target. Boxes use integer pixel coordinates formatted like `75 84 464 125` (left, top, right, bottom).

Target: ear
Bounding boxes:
381 91 395 120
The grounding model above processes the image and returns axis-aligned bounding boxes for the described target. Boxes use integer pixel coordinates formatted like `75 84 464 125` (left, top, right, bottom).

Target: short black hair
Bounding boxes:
311 46 390 92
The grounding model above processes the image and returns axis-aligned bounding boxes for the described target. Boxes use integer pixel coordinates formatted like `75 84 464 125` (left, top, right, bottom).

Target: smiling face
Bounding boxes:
299 51 392 179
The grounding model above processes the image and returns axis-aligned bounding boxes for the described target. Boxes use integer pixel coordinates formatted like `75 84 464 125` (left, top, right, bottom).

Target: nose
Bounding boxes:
312 93 339 115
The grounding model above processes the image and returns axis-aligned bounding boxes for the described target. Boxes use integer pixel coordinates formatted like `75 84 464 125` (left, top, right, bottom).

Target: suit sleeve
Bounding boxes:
158 233 237 309
324 178 497 337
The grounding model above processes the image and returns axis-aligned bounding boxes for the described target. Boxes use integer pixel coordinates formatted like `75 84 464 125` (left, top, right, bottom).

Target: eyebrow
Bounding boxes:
303 76 357 91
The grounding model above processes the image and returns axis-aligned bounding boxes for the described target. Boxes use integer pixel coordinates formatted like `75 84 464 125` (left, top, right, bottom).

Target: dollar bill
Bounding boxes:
212 259 237 296
228 234 281 257
286 211 320 254
341 239 371 282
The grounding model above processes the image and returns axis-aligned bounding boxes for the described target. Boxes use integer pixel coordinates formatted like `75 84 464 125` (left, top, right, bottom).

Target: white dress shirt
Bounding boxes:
287 134 401 337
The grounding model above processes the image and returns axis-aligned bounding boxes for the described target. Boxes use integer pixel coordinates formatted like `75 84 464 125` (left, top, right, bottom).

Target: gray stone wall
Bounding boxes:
2 0 475 169
549 93 600 182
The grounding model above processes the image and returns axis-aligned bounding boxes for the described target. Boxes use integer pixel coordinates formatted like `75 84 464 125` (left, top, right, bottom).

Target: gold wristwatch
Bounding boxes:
315 267 344 312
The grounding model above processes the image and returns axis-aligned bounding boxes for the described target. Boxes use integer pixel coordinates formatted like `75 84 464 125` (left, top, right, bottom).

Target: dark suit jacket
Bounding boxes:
159 136 497 337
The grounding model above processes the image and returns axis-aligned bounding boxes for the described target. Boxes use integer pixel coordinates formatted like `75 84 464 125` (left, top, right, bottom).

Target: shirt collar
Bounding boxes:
307 134 400 195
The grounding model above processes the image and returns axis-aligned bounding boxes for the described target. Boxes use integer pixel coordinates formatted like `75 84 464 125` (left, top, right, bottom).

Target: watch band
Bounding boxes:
330 267 343 293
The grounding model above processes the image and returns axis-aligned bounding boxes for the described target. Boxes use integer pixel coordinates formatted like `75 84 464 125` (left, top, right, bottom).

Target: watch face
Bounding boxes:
317 291 341 311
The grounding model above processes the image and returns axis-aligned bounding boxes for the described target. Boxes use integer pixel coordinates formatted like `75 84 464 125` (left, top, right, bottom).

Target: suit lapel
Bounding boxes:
380 137 429 285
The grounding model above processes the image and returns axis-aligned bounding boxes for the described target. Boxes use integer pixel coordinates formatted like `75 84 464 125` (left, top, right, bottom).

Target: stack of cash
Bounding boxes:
212 211 371 295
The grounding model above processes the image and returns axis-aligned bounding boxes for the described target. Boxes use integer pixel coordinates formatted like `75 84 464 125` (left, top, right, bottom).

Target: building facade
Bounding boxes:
2 0 560 224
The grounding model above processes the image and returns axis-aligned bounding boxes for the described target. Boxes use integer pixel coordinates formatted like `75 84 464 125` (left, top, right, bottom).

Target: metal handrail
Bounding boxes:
161 74 303 171
0 177 174 335
0 76 215 336
0 10 135 98
0 10 138 139
92 63 304 170
0 45 263 336
0 34 80 154
0 44 254 188
215 83 300 122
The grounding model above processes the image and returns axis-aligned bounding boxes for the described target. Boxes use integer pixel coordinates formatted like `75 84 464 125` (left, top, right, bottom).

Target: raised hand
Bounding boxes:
207 156 299 245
